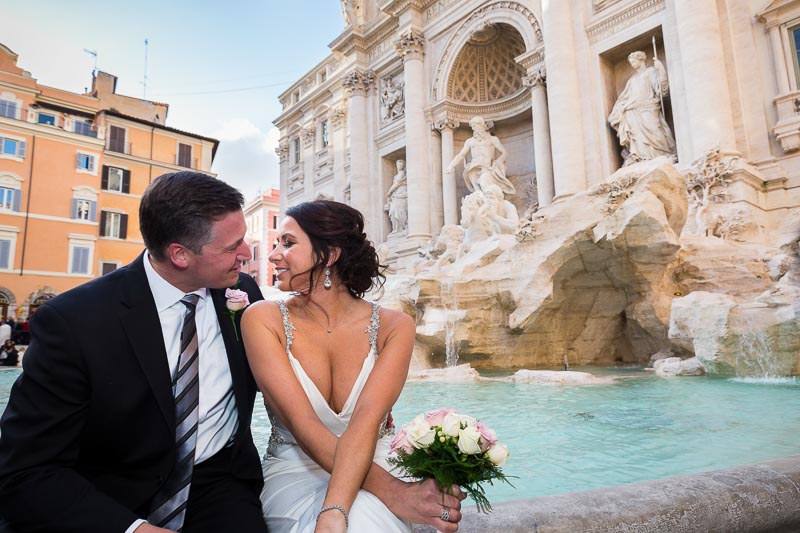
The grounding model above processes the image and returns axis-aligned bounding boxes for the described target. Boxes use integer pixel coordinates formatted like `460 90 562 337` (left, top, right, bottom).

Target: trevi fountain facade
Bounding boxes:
274 0 800 378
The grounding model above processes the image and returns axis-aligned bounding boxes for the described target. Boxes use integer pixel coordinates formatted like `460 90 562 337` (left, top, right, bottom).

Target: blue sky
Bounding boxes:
0 0 344 201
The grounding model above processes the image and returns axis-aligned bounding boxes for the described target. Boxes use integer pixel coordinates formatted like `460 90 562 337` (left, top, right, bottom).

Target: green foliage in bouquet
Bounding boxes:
387 409 514 513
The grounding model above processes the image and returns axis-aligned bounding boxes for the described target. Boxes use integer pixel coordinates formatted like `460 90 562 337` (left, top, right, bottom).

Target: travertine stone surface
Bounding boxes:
384 159 800 376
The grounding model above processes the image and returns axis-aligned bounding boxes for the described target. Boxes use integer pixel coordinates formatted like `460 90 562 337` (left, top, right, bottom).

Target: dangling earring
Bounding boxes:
323 268 332 289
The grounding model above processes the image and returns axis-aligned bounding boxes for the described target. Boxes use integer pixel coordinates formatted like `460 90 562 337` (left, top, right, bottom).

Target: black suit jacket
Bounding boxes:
0 254 264 532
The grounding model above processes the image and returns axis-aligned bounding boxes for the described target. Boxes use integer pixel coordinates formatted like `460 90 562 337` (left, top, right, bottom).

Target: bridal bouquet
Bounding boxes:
387 408 512 513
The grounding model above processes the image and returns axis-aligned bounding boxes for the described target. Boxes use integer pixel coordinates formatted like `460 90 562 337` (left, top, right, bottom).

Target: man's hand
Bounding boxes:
134 523 176 533
385 478 467 533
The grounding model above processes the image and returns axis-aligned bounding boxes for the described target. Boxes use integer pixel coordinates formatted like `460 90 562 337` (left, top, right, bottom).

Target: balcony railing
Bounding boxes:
174 154 199 169
106 140 132 155
0 105 101 138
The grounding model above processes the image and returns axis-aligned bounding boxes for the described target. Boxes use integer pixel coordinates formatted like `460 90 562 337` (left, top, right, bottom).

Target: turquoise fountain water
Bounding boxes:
2 366 799 503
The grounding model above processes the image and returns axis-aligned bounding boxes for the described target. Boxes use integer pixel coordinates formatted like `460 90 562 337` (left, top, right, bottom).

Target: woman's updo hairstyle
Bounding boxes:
284 200 385 298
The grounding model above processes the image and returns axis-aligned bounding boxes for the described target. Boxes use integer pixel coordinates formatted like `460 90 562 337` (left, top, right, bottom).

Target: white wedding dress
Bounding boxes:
260 300 411 532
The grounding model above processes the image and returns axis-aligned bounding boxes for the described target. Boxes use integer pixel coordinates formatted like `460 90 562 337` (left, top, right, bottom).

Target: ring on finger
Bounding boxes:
440 507 451 521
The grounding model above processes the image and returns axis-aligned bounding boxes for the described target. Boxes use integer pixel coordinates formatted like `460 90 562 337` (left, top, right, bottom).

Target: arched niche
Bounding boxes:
432 0 543 123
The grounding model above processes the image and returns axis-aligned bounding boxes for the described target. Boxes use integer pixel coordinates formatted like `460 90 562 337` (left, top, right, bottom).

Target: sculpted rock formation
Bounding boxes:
379 158 800 377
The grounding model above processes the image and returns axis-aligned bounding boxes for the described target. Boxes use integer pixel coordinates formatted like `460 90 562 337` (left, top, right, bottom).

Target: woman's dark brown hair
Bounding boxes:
284 200 385 298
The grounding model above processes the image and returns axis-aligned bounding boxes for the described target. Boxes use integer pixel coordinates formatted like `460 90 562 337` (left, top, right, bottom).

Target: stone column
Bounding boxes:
429 124 444 235
523 68 555 208
276 139 289 214
395 30 431 240
541 0 587 199
673 0 737 158
342 69 374 218
436 119 460 226
329 106 348 203
768 25 791 96
300 126 315 198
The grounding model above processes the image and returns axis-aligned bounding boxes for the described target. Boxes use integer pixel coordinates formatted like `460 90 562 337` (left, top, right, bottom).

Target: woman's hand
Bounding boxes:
385 478 466 533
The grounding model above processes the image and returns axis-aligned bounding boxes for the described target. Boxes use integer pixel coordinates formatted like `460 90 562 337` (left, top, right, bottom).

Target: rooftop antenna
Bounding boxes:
83 48 98 76
142 38 150 100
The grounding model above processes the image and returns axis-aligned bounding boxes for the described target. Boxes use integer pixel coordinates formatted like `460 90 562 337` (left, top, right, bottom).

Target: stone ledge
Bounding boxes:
414 455 800 532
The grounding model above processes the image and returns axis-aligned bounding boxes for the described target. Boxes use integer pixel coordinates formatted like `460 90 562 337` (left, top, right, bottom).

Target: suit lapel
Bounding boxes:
119 254 175 430
210 288 249 415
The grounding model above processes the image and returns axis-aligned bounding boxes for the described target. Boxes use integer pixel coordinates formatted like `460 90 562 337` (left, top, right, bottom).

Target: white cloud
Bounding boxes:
210 120 279 203
214 118 264 142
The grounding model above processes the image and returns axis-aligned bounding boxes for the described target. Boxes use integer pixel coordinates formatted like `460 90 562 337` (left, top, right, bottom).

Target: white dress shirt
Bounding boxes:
143 252 239 462
127 254 240 532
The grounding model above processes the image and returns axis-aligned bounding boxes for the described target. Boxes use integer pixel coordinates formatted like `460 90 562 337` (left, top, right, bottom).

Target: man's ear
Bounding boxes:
166 243 190 269
327 247 341 267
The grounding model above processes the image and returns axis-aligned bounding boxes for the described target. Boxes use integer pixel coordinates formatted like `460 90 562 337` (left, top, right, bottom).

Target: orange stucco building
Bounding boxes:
243 189 281 288
0 44 218 318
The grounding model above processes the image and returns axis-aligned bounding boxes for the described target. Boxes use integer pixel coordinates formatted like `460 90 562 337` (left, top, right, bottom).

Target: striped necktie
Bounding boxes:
149 293 201 531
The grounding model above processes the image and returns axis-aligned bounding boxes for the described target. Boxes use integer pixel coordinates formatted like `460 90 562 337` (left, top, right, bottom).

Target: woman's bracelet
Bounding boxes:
317 504 349 528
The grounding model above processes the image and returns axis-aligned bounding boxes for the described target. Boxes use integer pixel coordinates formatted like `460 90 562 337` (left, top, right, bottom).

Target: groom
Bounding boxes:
0 171 268 532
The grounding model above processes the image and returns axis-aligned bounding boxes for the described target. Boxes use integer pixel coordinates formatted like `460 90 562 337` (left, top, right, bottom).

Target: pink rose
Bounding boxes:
390 427 413 454
425 408 455 427
476 422 497 451
225 288 250 311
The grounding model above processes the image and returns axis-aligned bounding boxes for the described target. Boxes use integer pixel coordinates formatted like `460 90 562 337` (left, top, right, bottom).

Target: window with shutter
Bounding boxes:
71 246 90 274
0 100 17 119
76 153 95 171
0 188 13 210
1 137 22 157
101 262 117 275
105 166 124 192
0 240 10 270
101 211 124 238
108 126 126 153
178 143 192 168
73 199 91 221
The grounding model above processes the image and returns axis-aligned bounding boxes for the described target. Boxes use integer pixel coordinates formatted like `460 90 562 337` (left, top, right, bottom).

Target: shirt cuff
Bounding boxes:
125 519 148 533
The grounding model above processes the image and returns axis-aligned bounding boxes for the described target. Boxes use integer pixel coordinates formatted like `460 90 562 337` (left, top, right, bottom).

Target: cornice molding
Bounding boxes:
585 0 665 44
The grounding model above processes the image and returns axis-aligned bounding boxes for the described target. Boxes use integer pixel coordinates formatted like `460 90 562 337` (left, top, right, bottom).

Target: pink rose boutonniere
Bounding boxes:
225 287 250 340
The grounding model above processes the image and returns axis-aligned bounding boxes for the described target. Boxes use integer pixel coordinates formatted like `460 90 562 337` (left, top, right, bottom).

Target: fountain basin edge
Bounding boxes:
413 455 800 532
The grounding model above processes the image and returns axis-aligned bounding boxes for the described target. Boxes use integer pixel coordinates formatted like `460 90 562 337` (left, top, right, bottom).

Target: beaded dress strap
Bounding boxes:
277 300 296 354
366 301 380 356
367 301 393 439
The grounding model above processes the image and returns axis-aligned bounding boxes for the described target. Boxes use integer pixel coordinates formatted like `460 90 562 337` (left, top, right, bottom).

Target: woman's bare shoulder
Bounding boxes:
377 306 414 332
242 299 285 327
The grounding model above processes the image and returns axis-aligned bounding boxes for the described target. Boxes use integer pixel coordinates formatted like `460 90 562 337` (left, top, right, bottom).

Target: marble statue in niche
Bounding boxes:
446 116 516 197
384 159 408 235
380 77 405 122
608 50 676 166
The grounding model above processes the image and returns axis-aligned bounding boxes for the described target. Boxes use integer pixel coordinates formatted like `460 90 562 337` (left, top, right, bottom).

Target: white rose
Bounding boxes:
406 414 436 449
459 414 477 428
457 426 482 455
486 443 510 466
441 413 462 437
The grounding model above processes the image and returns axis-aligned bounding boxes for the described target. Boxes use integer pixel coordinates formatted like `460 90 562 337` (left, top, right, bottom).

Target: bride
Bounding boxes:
242 200 464 533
